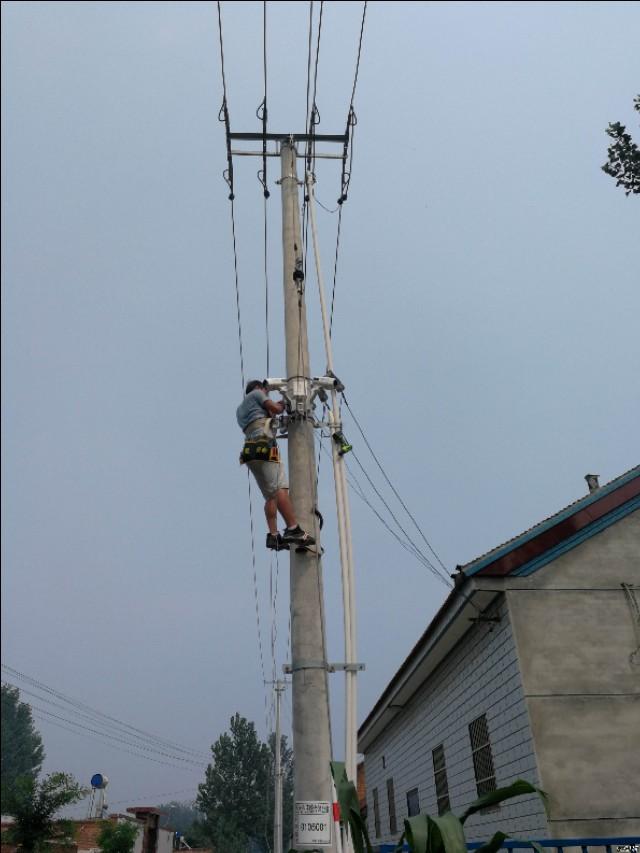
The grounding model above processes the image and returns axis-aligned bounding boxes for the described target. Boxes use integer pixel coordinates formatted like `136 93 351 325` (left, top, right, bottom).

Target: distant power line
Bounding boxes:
1 665 210 769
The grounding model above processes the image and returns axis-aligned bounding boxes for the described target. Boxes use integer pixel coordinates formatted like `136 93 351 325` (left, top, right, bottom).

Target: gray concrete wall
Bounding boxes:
363 597 548 846
504 508 640 836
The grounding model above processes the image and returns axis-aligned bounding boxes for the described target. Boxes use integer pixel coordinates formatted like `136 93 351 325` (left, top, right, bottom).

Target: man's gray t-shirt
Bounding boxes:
236 389 268 430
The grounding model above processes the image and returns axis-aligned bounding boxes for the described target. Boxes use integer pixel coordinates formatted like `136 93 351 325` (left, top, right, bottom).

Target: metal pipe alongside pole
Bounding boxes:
306 172 360 791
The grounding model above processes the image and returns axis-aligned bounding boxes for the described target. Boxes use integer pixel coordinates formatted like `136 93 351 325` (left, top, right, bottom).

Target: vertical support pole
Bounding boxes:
273 680 285 853
280 140 335 851
305 173 359 787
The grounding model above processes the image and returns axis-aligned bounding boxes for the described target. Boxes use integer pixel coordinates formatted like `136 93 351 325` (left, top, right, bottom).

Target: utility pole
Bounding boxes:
280 139 335 852
273 680 285 853
221 124 352 849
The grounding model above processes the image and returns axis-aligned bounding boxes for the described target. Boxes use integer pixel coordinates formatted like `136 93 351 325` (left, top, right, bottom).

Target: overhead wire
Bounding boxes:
341 393 451 577
216 2 273 740
1 665 208 759
329 1 368 337
0 680 208 765
23 702 206 768
30 713 202 773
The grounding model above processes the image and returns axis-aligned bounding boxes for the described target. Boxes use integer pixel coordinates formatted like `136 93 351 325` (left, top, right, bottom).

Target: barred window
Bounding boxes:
406 787 420 817
386 777 397 834
372 788 380 838
432 744 451 815
468 714 498 806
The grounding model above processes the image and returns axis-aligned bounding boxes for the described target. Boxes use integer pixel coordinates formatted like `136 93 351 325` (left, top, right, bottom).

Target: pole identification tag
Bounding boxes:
294 801 332 847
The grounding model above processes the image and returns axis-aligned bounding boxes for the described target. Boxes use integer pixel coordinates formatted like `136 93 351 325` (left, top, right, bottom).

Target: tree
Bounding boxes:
96 821 140 853
1 685 45 811
196 714 271 853
3 772 87 853
602 95 640 195
157 801 209 848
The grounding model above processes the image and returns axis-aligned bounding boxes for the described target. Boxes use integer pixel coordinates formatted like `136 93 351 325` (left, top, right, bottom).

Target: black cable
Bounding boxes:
262 3 270 376
31 713 202 773
308 1 324 174
264 203 270 378
317 444 434 575
23 702 205 767
216 2 234 200
1 665 207 759
341 393 451 577
229 201 245 388
304 1 314 139
329 2 368 334
216 1 229 102
349 449 452 587
349 2 368 111
329 205 343 337
0 679 209 761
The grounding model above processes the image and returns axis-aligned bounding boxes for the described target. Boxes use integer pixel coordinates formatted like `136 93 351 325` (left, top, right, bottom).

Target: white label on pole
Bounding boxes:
294 801 332 847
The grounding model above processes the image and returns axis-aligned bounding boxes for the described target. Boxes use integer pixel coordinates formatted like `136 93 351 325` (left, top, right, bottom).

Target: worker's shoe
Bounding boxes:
266 533 289 551
282 525 316 547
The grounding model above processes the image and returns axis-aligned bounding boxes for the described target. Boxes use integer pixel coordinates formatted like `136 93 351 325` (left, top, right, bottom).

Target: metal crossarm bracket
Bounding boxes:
283 661 365 674
229 132 347 144
327 663 365 673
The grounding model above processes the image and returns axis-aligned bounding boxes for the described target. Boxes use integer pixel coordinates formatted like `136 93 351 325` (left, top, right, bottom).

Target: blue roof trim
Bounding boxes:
464 466 640 577
512 495 640 576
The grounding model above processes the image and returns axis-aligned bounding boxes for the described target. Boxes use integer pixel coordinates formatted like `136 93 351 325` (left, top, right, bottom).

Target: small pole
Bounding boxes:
273 680 285 853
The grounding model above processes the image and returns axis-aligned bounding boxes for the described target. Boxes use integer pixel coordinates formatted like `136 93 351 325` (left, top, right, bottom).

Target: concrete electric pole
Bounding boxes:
280 139 336 852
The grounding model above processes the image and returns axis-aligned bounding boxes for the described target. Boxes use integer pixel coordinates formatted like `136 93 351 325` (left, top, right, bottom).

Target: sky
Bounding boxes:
2 0 639 817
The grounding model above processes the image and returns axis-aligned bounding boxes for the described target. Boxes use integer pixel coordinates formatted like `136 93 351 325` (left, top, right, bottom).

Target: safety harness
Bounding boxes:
239 436 280 465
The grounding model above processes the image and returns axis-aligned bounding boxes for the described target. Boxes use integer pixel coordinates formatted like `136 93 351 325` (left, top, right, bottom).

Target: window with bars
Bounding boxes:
386 777 397 834
468 713 498 808
406 787 420 817
372 788 380 838
431 744 451 815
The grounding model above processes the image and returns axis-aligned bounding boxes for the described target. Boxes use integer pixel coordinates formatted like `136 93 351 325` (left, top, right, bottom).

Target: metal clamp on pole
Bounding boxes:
283 659 329 674
283 661 365 674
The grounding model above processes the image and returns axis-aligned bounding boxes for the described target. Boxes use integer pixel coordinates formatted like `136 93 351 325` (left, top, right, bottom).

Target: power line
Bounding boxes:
348 2 368 111
348 448 451 587
341 393 451 577
330 2 368 336
24 701 206 767
1 665 208 759
31 713 202 774
0 679 209 763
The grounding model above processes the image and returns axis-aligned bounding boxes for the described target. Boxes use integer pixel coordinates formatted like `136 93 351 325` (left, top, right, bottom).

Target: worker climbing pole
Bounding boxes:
216 3 369 850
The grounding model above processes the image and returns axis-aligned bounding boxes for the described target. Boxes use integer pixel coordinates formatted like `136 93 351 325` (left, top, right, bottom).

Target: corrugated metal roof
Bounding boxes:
461 464 640 575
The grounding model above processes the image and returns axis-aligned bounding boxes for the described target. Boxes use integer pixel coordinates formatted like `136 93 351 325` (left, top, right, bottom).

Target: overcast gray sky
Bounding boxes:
2 0 639 816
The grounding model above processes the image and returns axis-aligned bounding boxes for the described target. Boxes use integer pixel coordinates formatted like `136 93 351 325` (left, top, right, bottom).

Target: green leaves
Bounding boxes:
329 766 547 853
330 761 373 853
602 95 640 195
3 772 87 853
1 685 45 812
401 812 466 853
459 779 547 825
97 821 140 853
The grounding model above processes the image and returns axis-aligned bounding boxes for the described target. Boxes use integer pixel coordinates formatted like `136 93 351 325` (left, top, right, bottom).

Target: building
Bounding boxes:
358 466 640 843
1 810 179 853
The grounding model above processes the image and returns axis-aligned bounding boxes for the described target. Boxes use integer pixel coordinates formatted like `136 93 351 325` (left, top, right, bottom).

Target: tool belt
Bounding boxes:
240 436 280 465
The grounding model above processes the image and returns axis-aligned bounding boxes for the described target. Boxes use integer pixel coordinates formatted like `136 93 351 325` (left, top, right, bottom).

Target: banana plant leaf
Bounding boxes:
459 781 548 824
473 831 508 853
474 832 545 853
330 761 373 853
401 812 466 853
